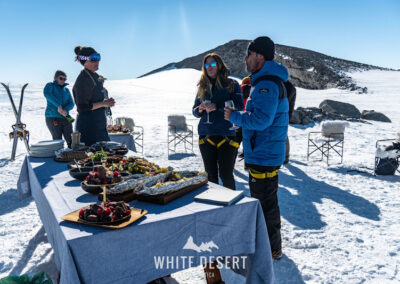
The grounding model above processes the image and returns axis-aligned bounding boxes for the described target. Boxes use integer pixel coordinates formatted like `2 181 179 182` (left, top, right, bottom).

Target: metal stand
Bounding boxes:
1 83 30 161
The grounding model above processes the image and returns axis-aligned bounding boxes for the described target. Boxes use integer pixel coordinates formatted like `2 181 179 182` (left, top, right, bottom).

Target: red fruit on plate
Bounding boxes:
109 206 115 212
113 171 119 177
124 210 131 216
94 172 99 178
97 208 103 215
105 208 111 214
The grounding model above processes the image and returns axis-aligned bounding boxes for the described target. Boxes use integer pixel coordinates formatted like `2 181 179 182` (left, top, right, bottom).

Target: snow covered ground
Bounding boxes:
0 69 399 283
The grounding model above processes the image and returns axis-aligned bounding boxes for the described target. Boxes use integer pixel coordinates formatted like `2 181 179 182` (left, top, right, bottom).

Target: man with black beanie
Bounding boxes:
225 36 289 260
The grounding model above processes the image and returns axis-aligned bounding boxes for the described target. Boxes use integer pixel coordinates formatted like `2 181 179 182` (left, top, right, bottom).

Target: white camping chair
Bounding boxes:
307 121 349 165
114 117 144 154
168 115 193 155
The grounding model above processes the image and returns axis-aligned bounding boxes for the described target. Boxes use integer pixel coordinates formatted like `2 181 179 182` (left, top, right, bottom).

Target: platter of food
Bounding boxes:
81 166 123 194
106 170 208 204
61 201 147 229
54 148 89 162
107 124 130 134
90 141 128 156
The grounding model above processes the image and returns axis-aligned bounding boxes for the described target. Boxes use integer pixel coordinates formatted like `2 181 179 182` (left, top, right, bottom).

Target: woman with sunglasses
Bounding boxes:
192 53 243 190
73 46 115 146
43 70 75 148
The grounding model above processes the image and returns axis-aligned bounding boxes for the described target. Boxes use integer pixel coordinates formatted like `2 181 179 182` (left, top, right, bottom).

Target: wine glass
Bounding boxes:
106 116 113 127
204 100 212 124
225 100 239 130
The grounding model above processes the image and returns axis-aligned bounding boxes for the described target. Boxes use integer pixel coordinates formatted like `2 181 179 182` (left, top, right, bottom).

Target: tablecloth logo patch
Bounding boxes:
153 235 247 270
183 235 219 252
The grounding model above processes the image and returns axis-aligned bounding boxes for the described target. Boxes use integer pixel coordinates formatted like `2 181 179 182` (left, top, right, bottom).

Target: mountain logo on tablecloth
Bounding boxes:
183 236 219 253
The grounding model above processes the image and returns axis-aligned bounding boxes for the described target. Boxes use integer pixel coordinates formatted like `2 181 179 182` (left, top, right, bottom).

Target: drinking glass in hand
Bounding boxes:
225 100 239 130
204 100 212 124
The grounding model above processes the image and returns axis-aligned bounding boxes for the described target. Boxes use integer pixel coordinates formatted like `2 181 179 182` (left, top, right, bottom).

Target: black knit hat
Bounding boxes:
54 70 66 78
74 46 97 65
247 36 275 61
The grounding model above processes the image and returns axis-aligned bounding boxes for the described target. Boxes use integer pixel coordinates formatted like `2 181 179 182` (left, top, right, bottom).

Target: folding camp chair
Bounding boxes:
114 117 144 154
168 115 193 155
307 121 348 166
374 139 400 175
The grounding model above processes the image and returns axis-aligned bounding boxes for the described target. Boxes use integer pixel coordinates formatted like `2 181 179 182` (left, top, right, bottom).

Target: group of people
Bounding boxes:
43 36 289 260
43 46 115 148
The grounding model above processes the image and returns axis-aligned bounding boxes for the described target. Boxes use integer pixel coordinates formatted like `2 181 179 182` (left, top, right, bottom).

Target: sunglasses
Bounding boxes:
245 49 255 57
204 61 217 69
77 53 101 62
58 77 66 81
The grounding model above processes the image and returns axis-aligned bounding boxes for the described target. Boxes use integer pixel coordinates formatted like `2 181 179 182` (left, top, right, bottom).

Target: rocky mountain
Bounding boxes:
140 40 391 92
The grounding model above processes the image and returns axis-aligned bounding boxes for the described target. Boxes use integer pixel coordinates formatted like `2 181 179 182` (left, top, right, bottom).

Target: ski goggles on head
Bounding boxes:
204 61 217 69
77 53 101 62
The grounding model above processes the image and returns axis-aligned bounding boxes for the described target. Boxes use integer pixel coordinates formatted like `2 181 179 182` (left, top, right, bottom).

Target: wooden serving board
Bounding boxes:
97 190 137 203
62 208 147 229
136 179 208 205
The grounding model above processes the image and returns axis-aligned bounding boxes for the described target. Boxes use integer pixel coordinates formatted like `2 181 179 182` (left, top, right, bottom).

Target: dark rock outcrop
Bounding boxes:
319 100 361 119
290 102 391 125
141 40 391 91
361 110 391 122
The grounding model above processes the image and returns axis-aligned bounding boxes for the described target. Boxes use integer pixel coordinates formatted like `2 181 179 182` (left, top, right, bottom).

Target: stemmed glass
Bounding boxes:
204 100 212 124
225 100 239 130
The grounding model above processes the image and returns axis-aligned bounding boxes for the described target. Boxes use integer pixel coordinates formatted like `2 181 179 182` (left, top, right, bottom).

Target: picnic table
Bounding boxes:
17 156 274 283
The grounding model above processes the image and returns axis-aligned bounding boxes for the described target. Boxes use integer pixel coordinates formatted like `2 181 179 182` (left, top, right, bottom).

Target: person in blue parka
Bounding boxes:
43 70 75 147
224 37 289 260
192 53 243 190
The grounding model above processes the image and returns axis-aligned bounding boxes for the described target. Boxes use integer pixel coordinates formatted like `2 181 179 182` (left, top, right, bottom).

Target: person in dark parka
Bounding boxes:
72 46 115 146
192 53 243 190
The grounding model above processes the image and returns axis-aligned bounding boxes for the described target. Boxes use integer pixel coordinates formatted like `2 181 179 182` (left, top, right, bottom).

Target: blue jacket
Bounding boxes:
192 80 243 136
230 61 289 166
43 81 74 118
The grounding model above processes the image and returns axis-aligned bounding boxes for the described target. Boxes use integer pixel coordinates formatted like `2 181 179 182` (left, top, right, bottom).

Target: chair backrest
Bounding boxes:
114 117 135 131
321 121 349 138
168 115 187 131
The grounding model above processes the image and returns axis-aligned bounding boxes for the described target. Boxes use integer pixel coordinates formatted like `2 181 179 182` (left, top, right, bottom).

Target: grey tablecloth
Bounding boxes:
17 156 274 284
109 133 136 152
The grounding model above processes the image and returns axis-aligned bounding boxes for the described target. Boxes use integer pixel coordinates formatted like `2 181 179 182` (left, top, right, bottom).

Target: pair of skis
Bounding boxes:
1 83 30 161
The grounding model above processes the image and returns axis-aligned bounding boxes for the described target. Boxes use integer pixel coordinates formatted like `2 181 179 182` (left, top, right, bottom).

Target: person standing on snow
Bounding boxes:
224 36 289 260
192 53 243 190
73 46 115 146
43 70 75 148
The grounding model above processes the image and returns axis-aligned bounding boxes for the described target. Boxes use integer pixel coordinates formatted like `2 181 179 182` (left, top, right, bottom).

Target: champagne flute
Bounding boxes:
204 100 212 124
225 100 239 130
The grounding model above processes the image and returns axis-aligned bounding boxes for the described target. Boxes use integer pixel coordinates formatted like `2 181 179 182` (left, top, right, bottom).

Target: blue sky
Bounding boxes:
0 0 399 83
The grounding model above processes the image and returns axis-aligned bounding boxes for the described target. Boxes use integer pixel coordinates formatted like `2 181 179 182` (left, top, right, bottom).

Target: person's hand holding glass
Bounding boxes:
224 100 239 130
200 99 216 124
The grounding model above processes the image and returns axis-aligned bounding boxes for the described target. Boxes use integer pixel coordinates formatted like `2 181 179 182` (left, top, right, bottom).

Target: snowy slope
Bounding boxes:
0 69 399 283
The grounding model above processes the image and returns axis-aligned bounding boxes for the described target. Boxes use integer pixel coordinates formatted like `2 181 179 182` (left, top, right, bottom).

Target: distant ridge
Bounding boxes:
141 40 391 91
